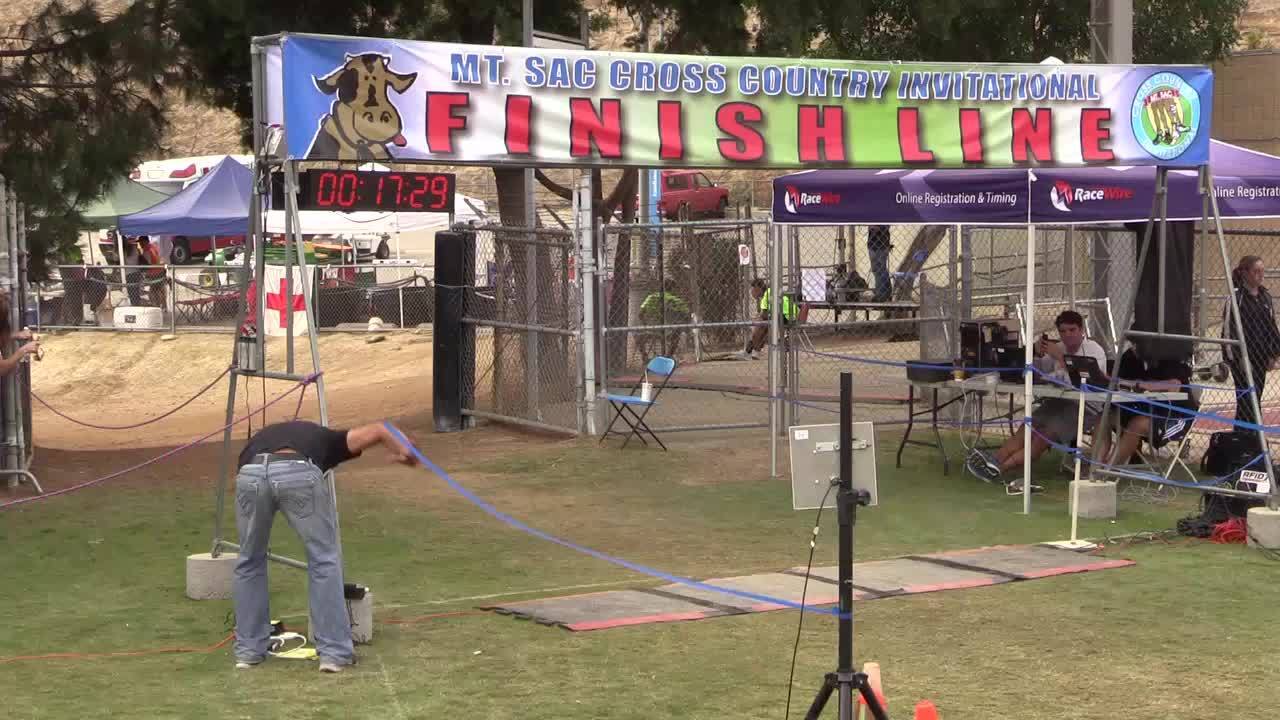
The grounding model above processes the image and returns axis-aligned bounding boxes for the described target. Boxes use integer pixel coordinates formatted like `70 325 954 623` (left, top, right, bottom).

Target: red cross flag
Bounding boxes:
263 265 310 337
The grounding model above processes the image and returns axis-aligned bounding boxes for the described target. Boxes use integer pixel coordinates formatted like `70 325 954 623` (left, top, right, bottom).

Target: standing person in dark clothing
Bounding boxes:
867 225 892 303
1224 256 1280 426
232 421 416 674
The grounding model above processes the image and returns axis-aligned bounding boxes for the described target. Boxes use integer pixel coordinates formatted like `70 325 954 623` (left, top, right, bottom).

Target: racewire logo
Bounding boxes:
782 185 840 214
1048 180 1135 213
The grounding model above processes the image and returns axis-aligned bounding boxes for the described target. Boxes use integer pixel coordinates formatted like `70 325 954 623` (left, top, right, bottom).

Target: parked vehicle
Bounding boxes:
98 232 244 265
631 170 730 220
338 233 392 261
129 154 253 195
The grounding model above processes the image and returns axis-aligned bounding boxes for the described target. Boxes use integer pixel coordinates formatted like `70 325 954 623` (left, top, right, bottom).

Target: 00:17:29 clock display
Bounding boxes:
299 170 456 213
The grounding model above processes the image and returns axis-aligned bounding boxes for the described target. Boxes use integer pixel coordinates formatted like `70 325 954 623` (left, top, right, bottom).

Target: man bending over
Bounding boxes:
232 421 415 673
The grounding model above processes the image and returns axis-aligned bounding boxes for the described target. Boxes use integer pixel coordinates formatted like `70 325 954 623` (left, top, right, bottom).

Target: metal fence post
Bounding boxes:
769 222 780 478
168 267 177 335
577 173 597 436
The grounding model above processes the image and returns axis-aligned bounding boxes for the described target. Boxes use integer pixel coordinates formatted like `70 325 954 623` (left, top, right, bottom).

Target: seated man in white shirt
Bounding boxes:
966 310 1109 490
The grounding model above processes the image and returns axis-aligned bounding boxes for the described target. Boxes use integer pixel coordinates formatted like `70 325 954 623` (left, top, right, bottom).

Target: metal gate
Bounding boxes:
462 224 583 434
598 217 774 432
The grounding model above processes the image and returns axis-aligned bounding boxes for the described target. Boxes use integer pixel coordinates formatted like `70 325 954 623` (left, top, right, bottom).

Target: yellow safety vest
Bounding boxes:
760 289 798 322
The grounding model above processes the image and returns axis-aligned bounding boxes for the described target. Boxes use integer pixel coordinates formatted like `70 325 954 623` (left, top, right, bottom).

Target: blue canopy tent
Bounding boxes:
119 156 253 237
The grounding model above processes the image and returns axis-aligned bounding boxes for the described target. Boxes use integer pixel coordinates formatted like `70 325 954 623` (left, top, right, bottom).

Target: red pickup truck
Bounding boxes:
635 170 730 220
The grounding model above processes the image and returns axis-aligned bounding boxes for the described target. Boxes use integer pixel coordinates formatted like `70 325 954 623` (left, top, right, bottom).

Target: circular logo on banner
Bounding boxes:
1131 72 1200 161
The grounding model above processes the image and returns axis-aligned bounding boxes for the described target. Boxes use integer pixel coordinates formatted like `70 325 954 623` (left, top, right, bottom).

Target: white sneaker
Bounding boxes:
234 660 261 670
318 661 344 674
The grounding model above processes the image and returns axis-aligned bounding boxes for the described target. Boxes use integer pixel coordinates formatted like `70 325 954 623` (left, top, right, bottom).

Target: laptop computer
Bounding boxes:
1062 354 1110 389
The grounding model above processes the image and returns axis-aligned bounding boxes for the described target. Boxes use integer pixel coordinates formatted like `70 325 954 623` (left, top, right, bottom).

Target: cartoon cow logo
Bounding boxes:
306 53 418 161
1131 72 1200 161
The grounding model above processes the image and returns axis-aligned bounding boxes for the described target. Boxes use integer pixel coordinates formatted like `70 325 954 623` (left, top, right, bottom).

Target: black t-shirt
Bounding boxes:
238 421 359 471
1116 348 1192 385
1115 349 1197 410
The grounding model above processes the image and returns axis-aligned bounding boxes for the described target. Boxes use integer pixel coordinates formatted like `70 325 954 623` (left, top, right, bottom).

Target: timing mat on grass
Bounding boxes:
481 544 1134 631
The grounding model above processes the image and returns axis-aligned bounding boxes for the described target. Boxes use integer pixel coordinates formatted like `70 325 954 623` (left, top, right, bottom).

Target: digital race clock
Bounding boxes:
286 169 456 213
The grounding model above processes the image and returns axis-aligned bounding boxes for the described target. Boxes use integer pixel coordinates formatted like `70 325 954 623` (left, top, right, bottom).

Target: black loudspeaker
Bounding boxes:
1127 221 1194 362
434 230 476 432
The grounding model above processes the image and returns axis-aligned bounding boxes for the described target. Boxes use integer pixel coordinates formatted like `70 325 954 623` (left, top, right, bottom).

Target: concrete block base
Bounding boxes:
1071 480 1117 520
1247 507 1280 549
186 552 238 600
350 590 375 644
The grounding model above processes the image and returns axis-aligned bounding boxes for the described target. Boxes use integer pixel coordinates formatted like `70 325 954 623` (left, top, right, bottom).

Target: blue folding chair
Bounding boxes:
600 356 676 450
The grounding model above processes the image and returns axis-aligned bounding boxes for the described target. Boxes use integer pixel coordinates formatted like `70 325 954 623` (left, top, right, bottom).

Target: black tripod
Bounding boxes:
803 372 890 720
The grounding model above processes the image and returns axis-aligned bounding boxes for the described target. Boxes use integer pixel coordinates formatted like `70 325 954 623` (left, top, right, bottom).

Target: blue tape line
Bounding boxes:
382 422 848 618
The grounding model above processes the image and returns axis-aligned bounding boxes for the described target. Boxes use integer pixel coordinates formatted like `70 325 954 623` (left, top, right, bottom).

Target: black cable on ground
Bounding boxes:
784 480 836 720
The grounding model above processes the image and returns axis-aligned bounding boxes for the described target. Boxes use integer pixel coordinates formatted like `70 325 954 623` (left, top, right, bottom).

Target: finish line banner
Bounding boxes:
276 34 1213 169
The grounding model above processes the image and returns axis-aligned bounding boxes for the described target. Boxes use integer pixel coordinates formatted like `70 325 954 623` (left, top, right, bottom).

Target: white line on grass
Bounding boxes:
374 650 410 720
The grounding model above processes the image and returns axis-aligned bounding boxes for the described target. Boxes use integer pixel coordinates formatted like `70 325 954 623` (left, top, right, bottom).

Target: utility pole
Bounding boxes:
1089 0 1134 343
1089 0 1133 64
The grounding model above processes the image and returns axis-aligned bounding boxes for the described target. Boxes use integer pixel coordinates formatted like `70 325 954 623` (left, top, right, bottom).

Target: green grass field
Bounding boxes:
2 431 1276 720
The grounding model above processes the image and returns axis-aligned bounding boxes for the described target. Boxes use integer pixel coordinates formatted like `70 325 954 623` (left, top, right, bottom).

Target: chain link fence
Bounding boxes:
35 262 435 333
782 224 959 429
599 216 773 432
462 225 581 434
0 175 36 491
778 220 1280 485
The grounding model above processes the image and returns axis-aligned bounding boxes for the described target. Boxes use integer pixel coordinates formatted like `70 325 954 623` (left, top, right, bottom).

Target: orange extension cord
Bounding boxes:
0 632 235 665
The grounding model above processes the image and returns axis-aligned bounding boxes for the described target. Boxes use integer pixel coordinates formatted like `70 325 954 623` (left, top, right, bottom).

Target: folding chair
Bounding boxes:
1131 389 1200 494
600 356 676 450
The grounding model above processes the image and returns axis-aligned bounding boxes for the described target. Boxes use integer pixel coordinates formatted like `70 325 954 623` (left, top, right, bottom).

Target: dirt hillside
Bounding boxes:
29 331 434 450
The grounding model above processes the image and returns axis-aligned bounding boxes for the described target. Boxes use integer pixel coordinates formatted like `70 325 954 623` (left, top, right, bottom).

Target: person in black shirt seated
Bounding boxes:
1093 342 1198 467
232 421 415 674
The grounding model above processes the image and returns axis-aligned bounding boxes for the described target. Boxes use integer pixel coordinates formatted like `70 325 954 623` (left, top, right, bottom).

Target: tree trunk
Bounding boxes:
606 172 638 376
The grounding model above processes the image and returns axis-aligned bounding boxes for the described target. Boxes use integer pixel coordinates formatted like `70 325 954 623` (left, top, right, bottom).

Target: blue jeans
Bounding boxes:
869 242 892 302
233 457 353 666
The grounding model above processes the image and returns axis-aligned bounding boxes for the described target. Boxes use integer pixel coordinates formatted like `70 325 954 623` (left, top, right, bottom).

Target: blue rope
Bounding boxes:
798 348 1258 399
797 348 1017 376
1024 424 1268 491
1021 364 1280 434
382 422 849 618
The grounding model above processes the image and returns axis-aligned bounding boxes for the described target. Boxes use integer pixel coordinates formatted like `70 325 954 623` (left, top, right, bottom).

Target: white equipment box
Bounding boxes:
113 305 164 330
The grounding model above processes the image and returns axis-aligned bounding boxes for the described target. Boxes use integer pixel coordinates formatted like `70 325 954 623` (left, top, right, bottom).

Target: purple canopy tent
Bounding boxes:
771 140 1280 225
771 140 1280 515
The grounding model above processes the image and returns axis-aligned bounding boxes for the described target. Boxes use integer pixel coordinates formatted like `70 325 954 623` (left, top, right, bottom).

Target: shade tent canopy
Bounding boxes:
119 156 254 237
768 139 1280 516
772 140 1280 225
79 178 172 229
262 194 487 235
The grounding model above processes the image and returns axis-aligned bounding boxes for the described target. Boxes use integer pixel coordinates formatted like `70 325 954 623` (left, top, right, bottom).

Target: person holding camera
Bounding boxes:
966 311 1107 489
0 294 39 374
